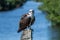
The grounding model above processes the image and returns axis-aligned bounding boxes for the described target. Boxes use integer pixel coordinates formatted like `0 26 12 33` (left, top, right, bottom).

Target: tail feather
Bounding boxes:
17 26 27 33
17 29 21 33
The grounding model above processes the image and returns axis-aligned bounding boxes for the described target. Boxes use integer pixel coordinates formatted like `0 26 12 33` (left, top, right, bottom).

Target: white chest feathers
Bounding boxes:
27 13 33 18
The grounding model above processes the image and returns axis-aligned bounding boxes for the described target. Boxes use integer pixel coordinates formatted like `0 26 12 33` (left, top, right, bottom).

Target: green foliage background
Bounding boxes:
36 0 60 27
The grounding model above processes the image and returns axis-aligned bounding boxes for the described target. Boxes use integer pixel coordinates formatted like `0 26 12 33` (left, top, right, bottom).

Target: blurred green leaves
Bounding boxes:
37 0 60 27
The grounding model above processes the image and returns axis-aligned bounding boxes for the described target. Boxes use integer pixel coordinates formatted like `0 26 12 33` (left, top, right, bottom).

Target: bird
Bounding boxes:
17 9 35 33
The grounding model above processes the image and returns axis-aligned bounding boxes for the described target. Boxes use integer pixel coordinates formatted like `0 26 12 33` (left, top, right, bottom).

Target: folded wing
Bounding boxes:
17 14 31 33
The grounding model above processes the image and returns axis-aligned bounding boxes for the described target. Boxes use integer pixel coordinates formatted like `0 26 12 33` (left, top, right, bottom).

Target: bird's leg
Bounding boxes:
28 26 31 30
28 25 33 31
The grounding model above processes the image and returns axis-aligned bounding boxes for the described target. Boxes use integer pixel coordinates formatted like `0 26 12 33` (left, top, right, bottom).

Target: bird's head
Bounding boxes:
29 9 34 14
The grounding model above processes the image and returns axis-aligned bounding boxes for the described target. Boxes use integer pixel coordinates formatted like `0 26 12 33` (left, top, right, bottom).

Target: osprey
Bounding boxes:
17 9 35 33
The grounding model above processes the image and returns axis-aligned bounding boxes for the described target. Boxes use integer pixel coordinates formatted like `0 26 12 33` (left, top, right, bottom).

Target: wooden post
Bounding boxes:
21 29 32 40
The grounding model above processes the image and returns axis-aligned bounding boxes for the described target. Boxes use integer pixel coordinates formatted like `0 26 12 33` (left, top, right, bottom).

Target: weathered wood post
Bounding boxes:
21 29 33 40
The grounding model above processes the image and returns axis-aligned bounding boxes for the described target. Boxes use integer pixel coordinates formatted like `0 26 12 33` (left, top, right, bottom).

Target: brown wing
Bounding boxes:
17 16 31 33
21 14 27 20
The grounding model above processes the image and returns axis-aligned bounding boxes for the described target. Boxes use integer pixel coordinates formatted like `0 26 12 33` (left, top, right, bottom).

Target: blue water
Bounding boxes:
0 1 60 40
